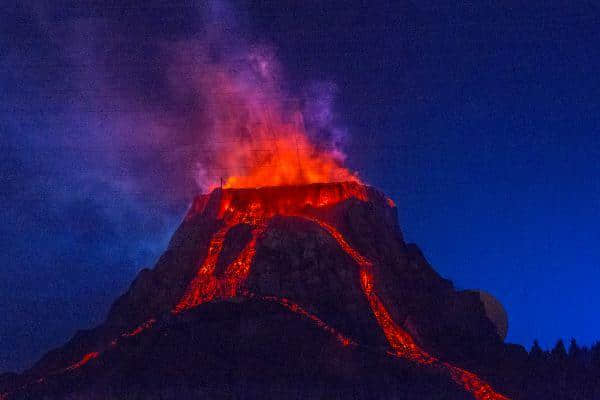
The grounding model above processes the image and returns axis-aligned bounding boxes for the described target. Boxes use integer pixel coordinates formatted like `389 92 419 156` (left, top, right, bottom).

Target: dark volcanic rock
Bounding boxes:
1 183 525 399
5 300 471 400
246 216 390 349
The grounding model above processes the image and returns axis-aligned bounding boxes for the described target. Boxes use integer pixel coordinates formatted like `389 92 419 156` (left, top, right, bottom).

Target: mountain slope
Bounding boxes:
1 183 523 399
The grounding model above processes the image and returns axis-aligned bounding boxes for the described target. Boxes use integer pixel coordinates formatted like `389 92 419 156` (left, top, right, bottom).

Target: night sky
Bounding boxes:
1 0 599 373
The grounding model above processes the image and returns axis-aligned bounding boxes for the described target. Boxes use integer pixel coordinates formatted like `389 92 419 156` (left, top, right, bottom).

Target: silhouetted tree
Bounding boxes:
552 339 568 362
530 340 545 361
591 341 600 369
569 338 581 360
549 339 568 397
521 338 600 399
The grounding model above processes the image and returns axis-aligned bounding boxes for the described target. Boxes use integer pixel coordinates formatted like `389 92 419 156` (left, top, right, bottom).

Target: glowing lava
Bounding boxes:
175 184 510 400
308 218 508 400
16 183 508 400
173 222 267 313
243 291 356 347
175 182 368 313
122 319 157 338
62 352 99 373
185 181 368 221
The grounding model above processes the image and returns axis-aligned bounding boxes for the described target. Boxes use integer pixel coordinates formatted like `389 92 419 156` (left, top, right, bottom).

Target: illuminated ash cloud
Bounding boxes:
25 0 358 214
165 35 359 191
52 0 360 201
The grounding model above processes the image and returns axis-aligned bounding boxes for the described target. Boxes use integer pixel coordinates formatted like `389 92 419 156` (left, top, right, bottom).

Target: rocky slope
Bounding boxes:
1 182 526 399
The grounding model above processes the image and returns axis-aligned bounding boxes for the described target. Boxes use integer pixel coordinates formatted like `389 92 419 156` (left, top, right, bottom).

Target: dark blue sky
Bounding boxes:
1 0 599 372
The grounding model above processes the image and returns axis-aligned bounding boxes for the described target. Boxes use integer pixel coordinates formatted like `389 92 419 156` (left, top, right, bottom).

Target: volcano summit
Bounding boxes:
1 182 527 400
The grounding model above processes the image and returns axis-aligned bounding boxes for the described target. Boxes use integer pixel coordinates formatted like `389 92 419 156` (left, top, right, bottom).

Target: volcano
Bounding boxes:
1 182 528 400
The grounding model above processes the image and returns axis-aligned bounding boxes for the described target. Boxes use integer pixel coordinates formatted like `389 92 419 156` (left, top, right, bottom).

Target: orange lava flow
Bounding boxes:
176 182 369 313
62 318 157 374
445 365 510 400
173 221 267 313
310 218 509 400
173 216 266 314
175 185 510 399
122 319 157 338
5 186 510 400
62 352 99 373
185 182 369 222
217 182 368 218
244 291 356 347
173 225 232 312
2 315 162 398
222 226 267 297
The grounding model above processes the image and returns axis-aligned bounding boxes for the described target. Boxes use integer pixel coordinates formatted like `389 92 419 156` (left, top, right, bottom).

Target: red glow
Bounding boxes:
3 317 161 397
360 268 436 364
122 319 157 338
311 218 509 400
245 291 356 347
54 319 158 377
222 132 361 189
173 223 267 313
217 182 368 218
9 184 508 400
175 185 509 399
60 319 157 374
62 352 99 373
194 59 361 191
445 364 509 400
175 182 369 313
173 225 232 312
185 182 369 222
185 195 211 221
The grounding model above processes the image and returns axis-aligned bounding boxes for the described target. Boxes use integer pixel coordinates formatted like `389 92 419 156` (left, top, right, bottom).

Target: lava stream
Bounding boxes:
310 218 509 400
244 291 356 347
173 220 267 313
173 225 231 312
2 316 161 398
121 319 157 338
61 318 157 375
62 352 99 373
171 188 509 400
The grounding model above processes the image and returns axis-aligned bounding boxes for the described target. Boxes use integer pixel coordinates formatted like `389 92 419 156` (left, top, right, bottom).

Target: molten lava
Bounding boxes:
62 352 99 373
122 319 156 338
174 223 267 313
244 291 356 348
186 181 368 221
18 183 508 400
177 182 369 313
175 183 509 400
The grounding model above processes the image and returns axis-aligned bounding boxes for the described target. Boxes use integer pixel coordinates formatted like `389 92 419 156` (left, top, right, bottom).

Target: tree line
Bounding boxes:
521 338 600 399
